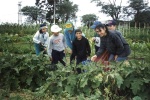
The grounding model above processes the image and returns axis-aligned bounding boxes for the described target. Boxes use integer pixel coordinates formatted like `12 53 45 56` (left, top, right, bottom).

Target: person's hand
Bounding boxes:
70 50 72 54
91 55 97 61
92 37 96 42
75 56 77 59
44 47 47 51
39 42 44 46
64 48 68 54
114 55 118 61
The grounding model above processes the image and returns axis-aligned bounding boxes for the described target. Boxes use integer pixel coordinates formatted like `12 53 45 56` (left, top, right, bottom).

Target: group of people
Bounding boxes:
33 20 131 73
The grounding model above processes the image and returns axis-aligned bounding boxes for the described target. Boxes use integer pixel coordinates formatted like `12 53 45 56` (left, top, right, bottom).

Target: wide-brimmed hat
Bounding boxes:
51 25 62 32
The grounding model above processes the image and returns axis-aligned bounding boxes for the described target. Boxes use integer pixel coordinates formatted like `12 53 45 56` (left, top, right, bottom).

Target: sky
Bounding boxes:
0 0 149 24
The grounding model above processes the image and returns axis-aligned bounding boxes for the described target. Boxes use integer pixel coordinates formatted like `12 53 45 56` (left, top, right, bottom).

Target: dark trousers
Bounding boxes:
76 57 87 74
95 45 100 53
51 50 66 66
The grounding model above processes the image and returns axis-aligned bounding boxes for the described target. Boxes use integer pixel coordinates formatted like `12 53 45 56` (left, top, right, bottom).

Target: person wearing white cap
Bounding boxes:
33 23 49 55
47 25 67 66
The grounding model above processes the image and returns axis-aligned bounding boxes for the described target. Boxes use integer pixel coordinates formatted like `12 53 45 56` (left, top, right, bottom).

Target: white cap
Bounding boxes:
51 25 62 32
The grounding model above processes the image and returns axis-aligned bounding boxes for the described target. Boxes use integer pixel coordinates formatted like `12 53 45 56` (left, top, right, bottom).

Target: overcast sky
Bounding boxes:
0 0 149 24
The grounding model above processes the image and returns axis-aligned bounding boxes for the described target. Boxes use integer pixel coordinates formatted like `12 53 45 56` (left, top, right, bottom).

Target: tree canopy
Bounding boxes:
91 0 123 21
81 14 98 28
35 0 78 23
21 6 43 24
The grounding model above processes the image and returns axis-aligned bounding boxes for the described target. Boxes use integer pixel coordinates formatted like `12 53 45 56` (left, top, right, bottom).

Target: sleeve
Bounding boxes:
44 32 49 47
95 37 101 46
62 34 67 48
72 41 77 56
86 39 91 56
113 34 124 55
33 31 41 44
47 37 53 57
64 31 73 49
96 39 106 56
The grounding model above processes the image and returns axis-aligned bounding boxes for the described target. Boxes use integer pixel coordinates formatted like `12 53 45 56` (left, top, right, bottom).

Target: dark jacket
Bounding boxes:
72 36 91 59
96 30 131 57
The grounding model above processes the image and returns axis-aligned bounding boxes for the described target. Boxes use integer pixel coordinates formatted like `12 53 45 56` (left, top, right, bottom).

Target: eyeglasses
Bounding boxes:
96 29 102 33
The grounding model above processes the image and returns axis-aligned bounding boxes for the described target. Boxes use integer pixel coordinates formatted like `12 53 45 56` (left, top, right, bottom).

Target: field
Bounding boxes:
0 23 150 100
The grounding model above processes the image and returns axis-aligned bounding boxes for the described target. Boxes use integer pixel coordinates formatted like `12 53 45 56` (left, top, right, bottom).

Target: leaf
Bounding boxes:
65 85 74 95
131 79 143 95
12 68 19 74
26 77 33 85
80 77 88 88
114 73 124 88
58 81 62 87
133 96 142 100
67 75 77 86
83 85 91 96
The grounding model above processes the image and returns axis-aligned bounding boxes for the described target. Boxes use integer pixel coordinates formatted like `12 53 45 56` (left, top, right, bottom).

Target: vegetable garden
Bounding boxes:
0 23 150 100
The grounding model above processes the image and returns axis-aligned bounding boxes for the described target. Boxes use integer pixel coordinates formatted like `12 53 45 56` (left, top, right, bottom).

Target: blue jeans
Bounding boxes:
108 54 127 62
34 43 44 55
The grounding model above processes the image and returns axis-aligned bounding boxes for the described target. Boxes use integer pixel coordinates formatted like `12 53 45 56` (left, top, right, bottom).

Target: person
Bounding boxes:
64 22 85 64
106 20 122 36
33 23 49 55
106 20 127 61
91 24 131 62
90 21 102 53
47 25 67 66
72 29 91 73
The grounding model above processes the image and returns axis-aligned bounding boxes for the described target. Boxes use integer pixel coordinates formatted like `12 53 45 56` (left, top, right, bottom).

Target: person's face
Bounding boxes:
95 28 107 37
41 28 47 33
107 25 116 30
75 32 82 40
52 32 59 36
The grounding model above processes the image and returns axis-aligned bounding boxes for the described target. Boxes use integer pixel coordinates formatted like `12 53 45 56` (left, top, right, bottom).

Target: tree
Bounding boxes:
57 1 78 23
21 6 45 24
91 0 123 21
35 0 78 23
125 0 149 23
81 14 98 28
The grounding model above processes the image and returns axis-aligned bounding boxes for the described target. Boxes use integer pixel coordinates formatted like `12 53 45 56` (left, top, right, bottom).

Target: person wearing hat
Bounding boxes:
90 21 102 53
33 23 49 55
106 20 122 36
47 25 67 66
106 20 125 60
64 22 85 64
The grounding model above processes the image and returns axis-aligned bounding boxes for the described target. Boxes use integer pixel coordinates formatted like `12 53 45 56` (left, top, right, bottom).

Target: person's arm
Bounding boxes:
113 34 124 55
47 37 53 58
64 32 73 49
44 32 49 47
33 31 40 44
62 34 67 48
72 41 77 56
86 39 91 57
91 41 105 61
